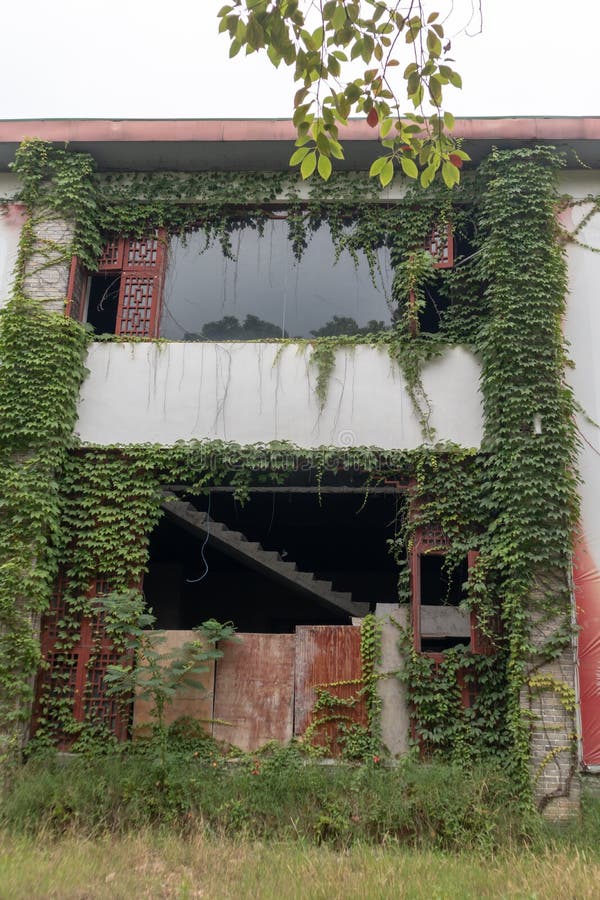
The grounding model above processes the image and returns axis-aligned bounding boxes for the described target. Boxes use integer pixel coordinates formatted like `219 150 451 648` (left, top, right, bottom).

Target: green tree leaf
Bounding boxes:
400 156 419 179
317 153 333 180
379 159 394 187
289 147 311 166
301 150 317 179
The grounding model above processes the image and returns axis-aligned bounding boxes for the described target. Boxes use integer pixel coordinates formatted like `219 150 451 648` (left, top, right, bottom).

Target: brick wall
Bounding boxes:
523 589 580 820
22 213 73 311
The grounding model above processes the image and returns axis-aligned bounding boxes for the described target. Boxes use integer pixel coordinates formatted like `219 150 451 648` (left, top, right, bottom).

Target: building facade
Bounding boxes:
1 118 600 817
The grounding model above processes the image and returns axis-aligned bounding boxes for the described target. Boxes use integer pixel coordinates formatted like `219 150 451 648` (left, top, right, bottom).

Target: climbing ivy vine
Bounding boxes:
0 139 581 811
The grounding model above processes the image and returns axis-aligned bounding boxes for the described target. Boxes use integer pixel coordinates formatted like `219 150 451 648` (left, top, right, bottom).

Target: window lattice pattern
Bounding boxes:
98 239 123 270
90 578 113 638
37 651 79 718
118 275 156 335
42 575 67 643
126 235 159 268
35 576 131 744
427 225 454 269
418 525 450 550
84 651 124 734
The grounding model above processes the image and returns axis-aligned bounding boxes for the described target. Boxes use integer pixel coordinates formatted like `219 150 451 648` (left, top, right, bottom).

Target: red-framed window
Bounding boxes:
410 527 495 659
33 574 131 747
66 231 167 338
427 223 454 269
405 223 454 334
408 527 498 748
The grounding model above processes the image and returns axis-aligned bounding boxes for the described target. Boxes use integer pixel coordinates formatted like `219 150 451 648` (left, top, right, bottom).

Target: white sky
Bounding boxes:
0 0 597 120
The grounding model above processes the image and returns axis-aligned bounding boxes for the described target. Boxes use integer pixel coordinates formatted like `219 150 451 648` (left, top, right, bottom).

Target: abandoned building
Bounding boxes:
1 117 600 818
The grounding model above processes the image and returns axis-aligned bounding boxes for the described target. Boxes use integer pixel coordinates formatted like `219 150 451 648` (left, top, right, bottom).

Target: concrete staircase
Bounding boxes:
162 492 368 618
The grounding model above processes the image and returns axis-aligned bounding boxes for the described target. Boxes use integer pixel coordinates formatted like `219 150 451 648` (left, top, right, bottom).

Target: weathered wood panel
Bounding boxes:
132 630 215 737
212 633 295 751
294 625 366 755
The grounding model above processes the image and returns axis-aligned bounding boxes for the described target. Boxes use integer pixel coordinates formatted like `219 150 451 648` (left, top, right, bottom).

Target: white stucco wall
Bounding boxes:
75 342 483 449
562 172 600 569
0 193 24 309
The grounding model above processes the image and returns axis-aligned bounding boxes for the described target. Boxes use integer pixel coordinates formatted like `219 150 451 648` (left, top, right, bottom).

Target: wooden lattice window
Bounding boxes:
65 257 88 321
65 231 167 338
33 574 130 746
427 223 454 269
83 650 124 734
97 238 124 271
40 573 68 644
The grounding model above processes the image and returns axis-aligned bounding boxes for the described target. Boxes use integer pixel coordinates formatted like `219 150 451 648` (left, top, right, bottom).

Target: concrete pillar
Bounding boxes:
1 211 75 766
375 603 410 757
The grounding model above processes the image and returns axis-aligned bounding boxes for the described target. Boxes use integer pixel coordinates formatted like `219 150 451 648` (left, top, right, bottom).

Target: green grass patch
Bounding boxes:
2 832 600 899
3 748 525 853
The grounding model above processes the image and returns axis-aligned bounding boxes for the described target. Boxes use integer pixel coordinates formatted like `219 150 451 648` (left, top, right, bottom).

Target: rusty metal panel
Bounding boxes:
132 631 215 737
294 625 366 755
213 633 295 752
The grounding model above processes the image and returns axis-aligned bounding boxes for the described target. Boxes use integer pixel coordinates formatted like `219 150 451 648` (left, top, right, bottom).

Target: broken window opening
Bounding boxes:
418 276 452 334
419 555 468 607
415 218 485 335
85 274 121 335
411 528 477 655
144 488 403 633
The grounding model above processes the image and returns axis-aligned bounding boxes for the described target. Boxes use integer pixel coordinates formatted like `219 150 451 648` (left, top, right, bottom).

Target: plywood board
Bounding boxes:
132 630 215 737
294 625 367 755
212 633 295 752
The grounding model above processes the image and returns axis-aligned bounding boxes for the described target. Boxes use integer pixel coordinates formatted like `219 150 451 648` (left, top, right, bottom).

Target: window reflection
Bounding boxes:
160 219 393 341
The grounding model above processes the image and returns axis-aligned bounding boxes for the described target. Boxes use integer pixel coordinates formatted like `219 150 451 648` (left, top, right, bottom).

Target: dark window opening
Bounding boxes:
85 274 121 335
418 220 480 335
418 275 451 334
144 489 403 633
421 637 470 653
420 555 468 607
413 547 472 654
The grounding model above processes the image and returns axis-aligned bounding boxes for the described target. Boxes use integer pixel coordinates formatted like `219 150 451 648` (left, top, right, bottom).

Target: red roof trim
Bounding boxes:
1 118 600 144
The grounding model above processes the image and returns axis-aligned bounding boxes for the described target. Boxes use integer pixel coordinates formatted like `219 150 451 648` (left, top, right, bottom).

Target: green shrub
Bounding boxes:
1 751 525 852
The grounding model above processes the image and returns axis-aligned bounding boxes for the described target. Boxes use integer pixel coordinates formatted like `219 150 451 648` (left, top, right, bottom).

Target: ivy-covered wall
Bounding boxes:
0 139 582 817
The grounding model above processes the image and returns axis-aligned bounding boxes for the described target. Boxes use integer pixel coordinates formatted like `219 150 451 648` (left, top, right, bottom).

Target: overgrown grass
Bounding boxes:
2 832 600 899
2 748 525 852
3 748 600 897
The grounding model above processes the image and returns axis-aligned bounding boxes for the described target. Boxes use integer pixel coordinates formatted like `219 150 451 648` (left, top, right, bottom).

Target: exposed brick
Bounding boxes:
21 212 73 311
523 576 579 819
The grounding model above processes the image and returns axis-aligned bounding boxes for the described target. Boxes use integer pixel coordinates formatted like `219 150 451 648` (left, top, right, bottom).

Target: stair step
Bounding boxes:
162 491 363 615
259 550 282 562
330 590 355 602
